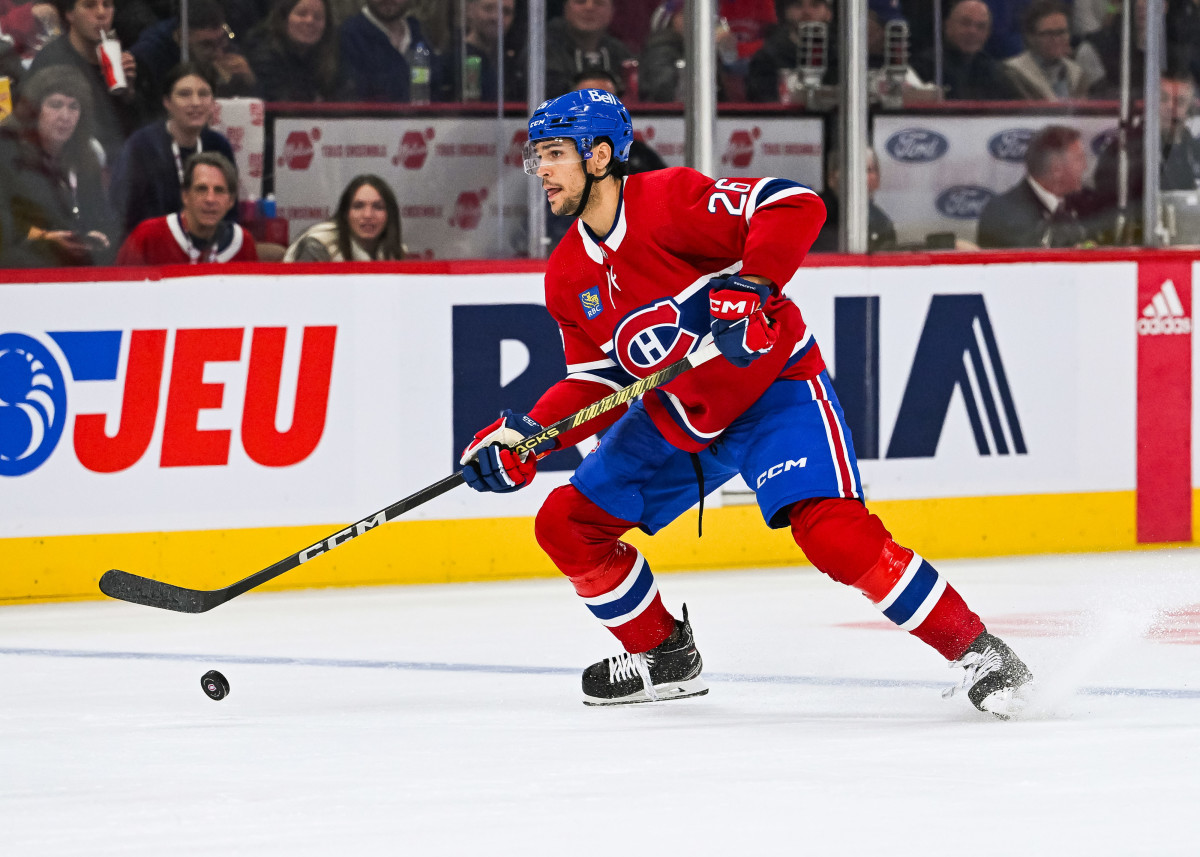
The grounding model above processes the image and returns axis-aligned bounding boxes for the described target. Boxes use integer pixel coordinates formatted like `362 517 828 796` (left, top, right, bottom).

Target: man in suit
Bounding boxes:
1004 0 1087 101
976 124 1091 248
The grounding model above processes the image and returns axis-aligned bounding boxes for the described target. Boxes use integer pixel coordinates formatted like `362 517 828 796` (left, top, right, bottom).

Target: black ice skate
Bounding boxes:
582 604 708 706
943 631 1034 719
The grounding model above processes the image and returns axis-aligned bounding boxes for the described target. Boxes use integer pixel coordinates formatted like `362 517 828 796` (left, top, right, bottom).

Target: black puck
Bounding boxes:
201 669 230 701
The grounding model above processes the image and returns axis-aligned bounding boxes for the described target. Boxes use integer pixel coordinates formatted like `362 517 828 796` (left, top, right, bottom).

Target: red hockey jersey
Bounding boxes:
529 167 827 453
116 213 258 266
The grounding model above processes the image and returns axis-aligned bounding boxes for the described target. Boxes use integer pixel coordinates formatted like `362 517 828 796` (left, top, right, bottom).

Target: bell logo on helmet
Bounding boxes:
526 89 635 165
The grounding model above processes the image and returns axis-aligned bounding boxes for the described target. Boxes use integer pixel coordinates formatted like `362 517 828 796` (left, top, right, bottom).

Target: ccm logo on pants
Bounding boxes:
756 457 807 489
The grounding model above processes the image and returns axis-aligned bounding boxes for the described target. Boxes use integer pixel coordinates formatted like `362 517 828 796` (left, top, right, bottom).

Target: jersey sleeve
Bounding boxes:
651 168 826 290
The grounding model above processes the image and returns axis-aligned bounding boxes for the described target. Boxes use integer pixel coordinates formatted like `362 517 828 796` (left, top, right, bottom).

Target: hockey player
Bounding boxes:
459 88 1033 717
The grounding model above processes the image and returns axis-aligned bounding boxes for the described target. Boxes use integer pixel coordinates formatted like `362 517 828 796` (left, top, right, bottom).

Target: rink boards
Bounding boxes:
0 251 1195 603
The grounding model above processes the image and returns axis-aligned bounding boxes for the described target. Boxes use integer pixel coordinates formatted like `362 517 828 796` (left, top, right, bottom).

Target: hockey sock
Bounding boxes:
851 540 984 659
536 485 676 652
789 497 984 660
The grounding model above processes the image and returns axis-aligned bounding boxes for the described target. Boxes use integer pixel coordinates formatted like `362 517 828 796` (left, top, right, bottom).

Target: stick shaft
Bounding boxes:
99 342 721 612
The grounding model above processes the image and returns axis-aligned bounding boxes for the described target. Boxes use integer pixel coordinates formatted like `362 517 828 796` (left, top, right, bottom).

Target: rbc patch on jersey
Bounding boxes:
579 286 603 319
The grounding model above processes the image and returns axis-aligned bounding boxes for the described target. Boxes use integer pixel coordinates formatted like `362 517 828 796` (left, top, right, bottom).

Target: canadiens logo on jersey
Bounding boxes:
579 286 603 319
613 299 702 375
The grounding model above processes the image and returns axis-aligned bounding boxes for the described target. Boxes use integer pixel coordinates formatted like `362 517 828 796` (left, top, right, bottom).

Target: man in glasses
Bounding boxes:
1004 0 1087 102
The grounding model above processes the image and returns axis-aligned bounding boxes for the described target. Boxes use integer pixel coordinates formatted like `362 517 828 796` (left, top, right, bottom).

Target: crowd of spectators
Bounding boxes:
0 0 1198 266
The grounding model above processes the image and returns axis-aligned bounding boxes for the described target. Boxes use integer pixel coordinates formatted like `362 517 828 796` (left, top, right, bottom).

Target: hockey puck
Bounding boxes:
201 669 230 701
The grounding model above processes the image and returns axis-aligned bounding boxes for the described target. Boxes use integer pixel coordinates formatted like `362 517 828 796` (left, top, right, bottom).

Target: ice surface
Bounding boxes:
3 550 1200 855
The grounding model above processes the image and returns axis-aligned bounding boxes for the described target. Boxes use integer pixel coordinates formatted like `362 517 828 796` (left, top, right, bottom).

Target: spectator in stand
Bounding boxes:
976 124 1091 248
529 0 635 99
452 0 521 102
1076 0 1148 98
340 0 451 102
810 147 897 253
746 0 838 102
1155 67 1200 189
1004 0 1088 101
0 66 115 267
1090 67 1200 241
26 0 142 167
109 62 236 240
246 0 344 102
911 0 1022 100
117 151 257 264
284 173 404 261
639 0 739 102
0 1 61 62
130 0 257 105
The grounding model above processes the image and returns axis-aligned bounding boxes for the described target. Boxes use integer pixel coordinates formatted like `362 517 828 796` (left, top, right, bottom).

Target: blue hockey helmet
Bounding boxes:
524 89 634 175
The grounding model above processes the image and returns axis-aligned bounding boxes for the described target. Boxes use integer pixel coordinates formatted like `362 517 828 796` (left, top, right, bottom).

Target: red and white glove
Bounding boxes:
708 275 778 367
459 410 554 493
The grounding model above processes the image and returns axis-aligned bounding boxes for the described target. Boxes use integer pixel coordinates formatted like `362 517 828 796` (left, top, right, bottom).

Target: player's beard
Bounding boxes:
551 187 584 217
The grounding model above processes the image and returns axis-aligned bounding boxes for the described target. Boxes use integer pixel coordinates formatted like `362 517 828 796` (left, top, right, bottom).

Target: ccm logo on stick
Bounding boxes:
756 457 807 488
299 511 388 562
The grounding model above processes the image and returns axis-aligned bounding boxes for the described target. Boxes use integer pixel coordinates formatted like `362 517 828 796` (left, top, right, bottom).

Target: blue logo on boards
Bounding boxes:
884 129 949 162
579 286 603 319
987 128 1035 162
0 329 123 477
935 185 994 219
0 332 69 477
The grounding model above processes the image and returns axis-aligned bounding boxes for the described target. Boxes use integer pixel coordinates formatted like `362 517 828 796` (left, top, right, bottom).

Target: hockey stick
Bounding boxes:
98 341 722 614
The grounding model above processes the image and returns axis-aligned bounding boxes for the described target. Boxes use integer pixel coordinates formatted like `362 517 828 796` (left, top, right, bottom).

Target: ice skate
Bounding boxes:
943 631 1033 719
582 604 708 706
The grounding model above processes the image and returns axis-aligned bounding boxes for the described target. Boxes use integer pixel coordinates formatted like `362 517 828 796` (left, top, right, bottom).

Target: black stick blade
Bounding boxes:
99 569 212 613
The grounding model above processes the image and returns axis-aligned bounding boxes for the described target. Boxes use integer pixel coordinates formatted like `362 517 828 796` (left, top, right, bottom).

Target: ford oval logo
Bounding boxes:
935 185 994 219
885 128 949 162
987 128 1035 161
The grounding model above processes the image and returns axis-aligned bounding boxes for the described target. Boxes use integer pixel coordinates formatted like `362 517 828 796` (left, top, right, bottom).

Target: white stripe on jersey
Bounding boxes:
744 178 817 224
790 329 813 356
569 371 625 392
567 356 619 373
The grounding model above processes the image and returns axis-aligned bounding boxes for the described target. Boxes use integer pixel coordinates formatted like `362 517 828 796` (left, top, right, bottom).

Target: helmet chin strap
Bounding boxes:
567 157 614 218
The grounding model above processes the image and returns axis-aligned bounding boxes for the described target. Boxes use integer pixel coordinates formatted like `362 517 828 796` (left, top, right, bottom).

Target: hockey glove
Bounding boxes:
708 275 778 368
459 410 555 493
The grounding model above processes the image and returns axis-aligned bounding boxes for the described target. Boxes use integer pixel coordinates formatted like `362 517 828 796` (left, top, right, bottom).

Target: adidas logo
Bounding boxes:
1138 279 1192 336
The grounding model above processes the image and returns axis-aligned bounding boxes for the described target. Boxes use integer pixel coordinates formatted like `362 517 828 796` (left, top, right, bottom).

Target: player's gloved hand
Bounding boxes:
708 275 778 368
459 410 555 493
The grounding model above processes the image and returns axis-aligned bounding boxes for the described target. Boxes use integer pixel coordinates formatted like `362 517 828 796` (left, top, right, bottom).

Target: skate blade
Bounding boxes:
582 678 709 707
979 680 1035 720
